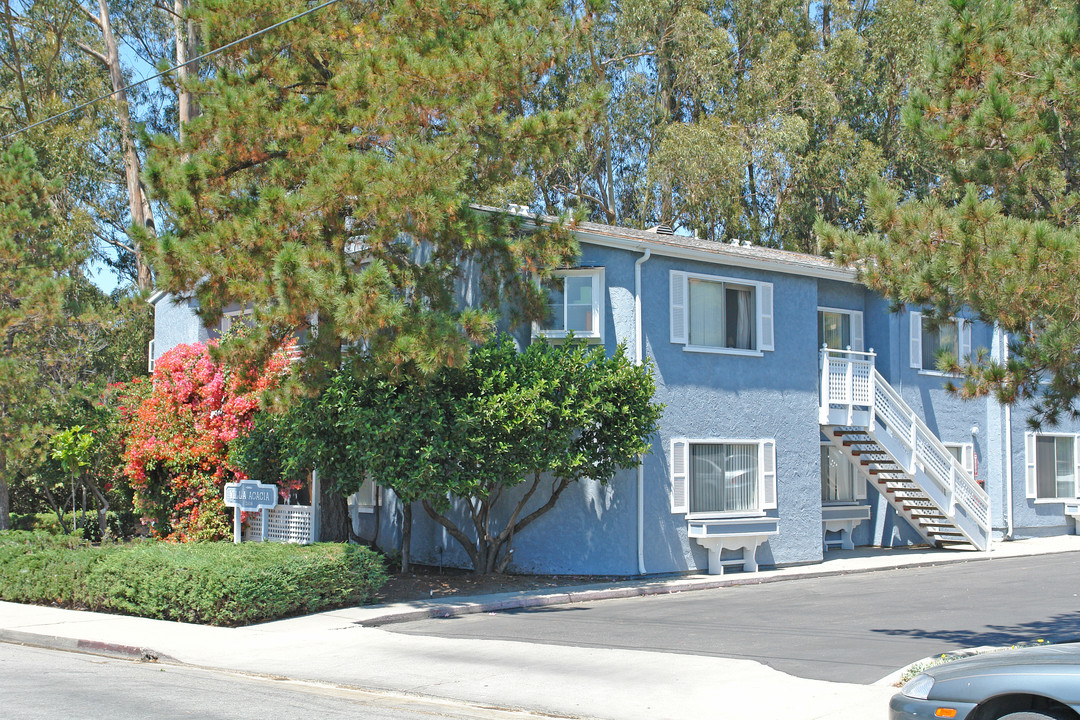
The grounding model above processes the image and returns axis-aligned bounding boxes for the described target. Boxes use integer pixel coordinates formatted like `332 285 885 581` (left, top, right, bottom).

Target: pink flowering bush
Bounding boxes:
122 342 292 541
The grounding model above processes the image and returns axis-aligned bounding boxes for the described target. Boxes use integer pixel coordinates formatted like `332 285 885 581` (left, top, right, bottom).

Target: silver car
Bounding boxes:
889 644 1080 720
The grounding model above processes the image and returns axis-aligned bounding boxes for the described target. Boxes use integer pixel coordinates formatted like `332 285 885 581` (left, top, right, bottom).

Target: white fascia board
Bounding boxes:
147 290 168 306
571 229 859 283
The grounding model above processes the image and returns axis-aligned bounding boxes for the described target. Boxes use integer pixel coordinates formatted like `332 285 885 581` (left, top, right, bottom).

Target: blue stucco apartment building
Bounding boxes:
150 211 1080 575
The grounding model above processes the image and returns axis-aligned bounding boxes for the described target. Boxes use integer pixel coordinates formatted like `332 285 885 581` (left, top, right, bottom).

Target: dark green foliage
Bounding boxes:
0 532 387 626
235 336 663 573
10 512 139 542
817 0 1080 428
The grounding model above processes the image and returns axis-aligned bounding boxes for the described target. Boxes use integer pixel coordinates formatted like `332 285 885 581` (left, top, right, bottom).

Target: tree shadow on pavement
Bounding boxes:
870 611 1080 647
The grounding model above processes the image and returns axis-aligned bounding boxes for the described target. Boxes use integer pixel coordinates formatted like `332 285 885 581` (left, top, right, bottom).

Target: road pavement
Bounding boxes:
0 643 555 720
387 552 1080 684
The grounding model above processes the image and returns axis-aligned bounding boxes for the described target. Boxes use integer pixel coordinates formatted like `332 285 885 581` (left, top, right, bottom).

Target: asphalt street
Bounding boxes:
0 643 565 720
388 552 1080 684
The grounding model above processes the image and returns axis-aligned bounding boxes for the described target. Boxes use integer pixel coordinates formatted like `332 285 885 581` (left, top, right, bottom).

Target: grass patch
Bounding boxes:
0 531 387 626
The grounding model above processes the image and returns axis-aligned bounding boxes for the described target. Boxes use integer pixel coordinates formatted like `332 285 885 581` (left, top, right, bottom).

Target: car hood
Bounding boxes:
926 644 1080 683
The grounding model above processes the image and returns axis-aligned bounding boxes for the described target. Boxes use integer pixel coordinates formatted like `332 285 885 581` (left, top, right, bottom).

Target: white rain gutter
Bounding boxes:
1003 331 1014 539
634 247 651 575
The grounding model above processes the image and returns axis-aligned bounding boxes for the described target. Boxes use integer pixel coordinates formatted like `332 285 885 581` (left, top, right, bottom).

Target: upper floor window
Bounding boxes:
220 306 254 335
1026 433 1079 501
535 268 604 341
909 311 971 371
670 438 777 515
818 307 863 353
670 271 774 355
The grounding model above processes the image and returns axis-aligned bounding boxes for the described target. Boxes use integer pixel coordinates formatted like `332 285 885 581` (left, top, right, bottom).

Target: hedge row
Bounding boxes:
0 531 387 626
10 511 140 542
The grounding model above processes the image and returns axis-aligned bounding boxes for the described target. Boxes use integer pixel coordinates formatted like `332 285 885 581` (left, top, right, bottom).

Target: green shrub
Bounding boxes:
10 511 139 541
0 533 387 626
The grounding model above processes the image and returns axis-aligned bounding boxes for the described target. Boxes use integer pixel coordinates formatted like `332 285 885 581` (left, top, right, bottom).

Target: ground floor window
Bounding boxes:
1027 433 1079 500
690 443 759 513
820 445 859 503
670 439 777 515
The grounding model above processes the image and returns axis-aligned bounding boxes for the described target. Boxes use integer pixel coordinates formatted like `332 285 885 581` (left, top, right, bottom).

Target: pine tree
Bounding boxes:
0 142 87 529
817 0 1080 427
145 0 595 387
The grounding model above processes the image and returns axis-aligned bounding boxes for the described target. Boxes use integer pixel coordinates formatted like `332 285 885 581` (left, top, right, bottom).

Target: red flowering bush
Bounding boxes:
122 342 291 541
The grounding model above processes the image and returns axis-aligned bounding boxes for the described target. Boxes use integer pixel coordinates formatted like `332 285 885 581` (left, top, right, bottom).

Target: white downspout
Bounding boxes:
634 248 651 575
1003 331 1014 539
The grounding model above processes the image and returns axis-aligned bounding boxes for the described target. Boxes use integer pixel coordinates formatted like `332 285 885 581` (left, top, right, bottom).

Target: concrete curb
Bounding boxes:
358 550 1001 627
0 627 172 663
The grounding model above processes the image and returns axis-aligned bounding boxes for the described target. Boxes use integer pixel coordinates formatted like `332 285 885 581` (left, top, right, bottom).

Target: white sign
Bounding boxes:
223 479 278 544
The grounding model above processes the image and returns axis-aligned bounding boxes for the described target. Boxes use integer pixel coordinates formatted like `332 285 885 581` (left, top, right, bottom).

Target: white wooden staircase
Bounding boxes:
819 350 991 551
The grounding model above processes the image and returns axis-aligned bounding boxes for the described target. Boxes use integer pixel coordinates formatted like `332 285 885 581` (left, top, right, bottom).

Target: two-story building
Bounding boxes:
150 209 1080 575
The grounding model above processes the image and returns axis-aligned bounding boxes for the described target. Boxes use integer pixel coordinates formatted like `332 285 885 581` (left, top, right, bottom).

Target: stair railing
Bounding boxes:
870 369 990 534
819 349 991 545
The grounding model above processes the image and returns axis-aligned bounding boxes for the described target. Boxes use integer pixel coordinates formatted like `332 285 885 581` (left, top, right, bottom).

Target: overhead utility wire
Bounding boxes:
0 0 343 142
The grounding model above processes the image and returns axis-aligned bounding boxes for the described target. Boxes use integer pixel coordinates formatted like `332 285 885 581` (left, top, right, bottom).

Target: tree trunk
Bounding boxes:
401 503 412 572
318 482 349 542
94 0 155 291
0 475 9 532
173 0 199 143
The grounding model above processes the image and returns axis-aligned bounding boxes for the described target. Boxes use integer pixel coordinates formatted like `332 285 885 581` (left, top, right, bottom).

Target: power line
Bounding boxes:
0 0 343 142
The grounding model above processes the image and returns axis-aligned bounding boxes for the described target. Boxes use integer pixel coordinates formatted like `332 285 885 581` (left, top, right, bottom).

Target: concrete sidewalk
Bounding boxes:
3 536 1079 720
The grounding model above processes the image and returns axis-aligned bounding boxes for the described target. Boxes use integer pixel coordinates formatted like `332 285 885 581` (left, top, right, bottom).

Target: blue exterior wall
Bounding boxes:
151 227 1079 574
151 294 210 364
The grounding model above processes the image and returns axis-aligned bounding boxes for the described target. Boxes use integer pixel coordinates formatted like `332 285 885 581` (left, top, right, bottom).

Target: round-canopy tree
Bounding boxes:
236 336 662 573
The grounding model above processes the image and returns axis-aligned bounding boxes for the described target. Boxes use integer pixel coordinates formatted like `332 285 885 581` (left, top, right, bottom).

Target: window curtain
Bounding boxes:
820 446 855 503
690 444 758 513
689 279 724 347
735 289 752 349
921 317 958 370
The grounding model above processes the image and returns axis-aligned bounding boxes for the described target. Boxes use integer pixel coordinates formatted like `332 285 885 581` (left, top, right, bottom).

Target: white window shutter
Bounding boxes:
1025 432 1037 499
671 440 688 513
760 440 777 509
758 283 774 352
148 339 155 374
962 444 975 477
959 319 972 362
854 469 867 501
851 311 864 352
909 311 922 369
670 272 687 344
1074 437 1080 498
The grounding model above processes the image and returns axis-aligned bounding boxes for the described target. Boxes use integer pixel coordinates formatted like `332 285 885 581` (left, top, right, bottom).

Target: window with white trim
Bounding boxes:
943 442 975 477
535 268 605 341
1025 433 1080 501
820 444 865 504
670 439 777 515
818 307 863 352
349 476 379 514
220 306 255 334
670 271 774 354
909 311 971 371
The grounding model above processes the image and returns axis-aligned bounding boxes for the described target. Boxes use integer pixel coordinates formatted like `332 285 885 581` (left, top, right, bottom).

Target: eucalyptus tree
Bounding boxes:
526 0 940 251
